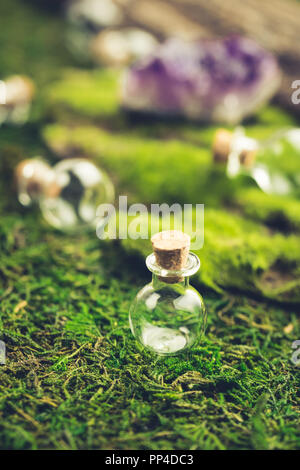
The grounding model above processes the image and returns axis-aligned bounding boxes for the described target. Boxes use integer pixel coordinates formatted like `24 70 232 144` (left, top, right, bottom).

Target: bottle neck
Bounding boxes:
152 273 189 288
146 252 200 288
227 130 259 178
16 159 60 206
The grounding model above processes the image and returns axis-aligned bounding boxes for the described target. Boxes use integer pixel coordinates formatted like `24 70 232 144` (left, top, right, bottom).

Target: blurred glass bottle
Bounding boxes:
65 0 123 60
129 231 206 356
0 75 35 126
15 157 114 231
90 28 158 67
213 127 300 196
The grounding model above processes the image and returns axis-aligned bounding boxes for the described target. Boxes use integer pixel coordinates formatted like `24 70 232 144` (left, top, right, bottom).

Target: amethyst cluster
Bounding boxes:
122 36 281 124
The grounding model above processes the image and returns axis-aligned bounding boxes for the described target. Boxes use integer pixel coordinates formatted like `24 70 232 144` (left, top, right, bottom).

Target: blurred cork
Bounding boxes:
212 129 233 164
239 149 257 168
15 159 60 204
151 230 190 282
213 128 257 167
3 76 35 106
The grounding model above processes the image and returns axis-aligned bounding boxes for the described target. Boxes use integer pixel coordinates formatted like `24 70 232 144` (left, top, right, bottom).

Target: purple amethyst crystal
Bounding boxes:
122 36 281 124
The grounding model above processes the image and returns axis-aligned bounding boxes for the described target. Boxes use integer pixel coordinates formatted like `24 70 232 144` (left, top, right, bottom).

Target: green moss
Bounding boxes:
43 123 217 205
43 121 300 227
45 69 121 121
113 209 300 303
43 123 300 301
0 0 300 451
0 212 299 450
44 67 297 130
0 0 77 124
0 2 74 83
236 188 300 232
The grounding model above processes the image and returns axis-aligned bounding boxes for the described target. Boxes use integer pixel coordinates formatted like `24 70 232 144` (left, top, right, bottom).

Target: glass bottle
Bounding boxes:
129 231 206 356
213 127 300 196
15 157 114 231
0 75 35 126
65 0 123 61
90 28 158 67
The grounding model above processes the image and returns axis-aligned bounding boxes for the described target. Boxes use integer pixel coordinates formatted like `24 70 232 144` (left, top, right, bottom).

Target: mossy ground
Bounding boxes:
0 0 299 450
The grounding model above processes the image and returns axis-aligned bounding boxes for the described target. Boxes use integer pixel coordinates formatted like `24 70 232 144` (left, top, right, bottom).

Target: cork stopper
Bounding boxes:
3 76 35 106
151 230 190 283
15 159 60 205
212 129 233 164
239 149 257 168
213 128 258 168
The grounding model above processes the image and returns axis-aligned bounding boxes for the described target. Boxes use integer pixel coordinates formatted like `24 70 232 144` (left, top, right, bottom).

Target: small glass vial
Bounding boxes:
65 0 123 60
0 75 35 126
15 157 114 231
129 231 206 356
90 28 158 67
213 127 300 196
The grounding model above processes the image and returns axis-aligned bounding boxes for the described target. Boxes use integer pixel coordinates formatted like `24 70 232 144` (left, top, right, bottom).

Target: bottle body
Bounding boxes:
227 127 300 196
16 157 114 231
129 253 206 356
65 0 123 61
40 158 114 230
0 76 34 126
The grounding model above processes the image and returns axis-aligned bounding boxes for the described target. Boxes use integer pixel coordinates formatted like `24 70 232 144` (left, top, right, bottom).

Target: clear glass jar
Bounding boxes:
16 157 114 231
129 252 206 356
0 75 35 126
65 0 123 61
224 127 300 196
